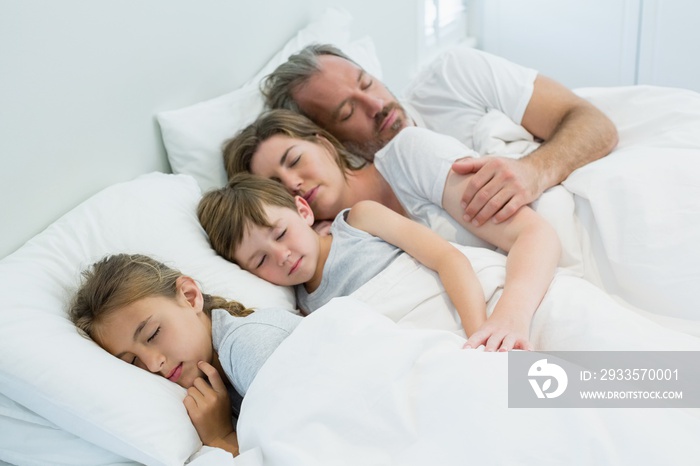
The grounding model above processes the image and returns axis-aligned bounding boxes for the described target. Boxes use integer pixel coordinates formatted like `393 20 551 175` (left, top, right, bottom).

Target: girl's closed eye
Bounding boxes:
147 327 160 343
277 229 287 240
256 255 267 269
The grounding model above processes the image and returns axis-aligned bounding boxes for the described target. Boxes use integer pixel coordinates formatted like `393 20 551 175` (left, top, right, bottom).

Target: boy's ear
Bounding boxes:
176 276 204 312
295 196 315 226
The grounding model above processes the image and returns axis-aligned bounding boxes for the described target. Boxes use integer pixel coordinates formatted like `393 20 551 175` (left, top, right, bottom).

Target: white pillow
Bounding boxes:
157 8 382 193
0 172 295 466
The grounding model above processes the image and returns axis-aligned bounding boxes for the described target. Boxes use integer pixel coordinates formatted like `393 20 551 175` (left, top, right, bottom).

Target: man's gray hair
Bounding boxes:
261 43 357 114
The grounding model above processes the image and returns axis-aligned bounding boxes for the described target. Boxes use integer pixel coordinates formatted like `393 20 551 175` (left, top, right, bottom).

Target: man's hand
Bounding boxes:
183 362 235 448
451 156 542 226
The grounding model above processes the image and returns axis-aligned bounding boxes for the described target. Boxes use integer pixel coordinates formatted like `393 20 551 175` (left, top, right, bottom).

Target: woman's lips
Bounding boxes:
167 363 183 383
303 186 319 204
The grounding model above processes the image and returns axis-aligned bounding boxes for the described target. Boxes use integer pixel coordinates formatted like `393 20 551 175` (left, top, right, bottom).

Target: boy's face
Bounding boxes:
95 280 213 390
234 198 320 287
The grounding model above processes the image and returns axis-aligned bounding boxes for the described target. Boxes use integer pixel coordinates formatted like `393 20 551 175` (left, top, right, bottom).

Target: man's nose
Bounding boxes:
357 92 384 117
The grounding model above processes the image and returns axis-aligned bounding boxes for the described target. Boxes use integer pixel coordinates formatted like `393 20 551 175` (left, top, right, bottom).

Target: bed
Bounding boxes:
2 6 700 466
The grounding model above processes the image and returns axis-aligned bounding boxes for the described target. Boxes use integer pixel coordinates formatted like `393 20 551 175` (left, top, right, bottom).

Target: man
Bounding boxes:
262 44 618 226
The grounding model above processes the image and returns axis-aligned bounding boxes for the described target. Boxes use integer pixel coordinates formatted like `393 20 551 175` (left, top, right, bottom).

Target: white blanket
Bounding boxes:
471 85 700 320
350 246 700 351
236 297 700 465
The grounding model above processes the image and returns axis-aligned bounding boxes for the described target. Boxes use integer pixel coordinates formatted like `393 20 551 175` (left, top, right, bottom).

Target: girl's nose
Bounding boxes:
142 350 165 374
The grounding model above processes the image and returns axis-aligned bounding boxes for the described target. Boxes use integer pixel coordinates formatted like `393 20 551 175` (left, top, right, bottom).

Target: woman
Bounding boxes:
223 109 560 352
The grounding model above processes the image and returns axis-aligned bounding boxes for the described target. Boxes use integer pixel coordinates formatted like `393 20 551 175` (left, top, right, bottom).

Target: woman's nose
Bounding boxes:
279 172 302 195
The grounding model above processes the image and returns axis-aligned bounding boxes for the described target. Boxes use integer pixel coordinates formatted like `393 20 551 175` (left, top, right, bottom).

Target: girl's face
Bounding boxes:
249 133 348 220
233 198 321 288
95 278 213 390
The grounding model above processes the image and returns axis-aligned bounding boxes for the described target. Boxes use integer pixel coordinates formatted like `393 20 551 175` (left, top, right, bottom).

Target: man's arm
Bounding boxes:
454 74 618 225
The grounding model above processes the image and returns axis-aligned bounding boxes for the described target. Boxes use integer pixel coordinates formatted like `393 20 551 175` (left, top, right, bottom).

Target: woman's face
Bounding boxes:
249 134 348 220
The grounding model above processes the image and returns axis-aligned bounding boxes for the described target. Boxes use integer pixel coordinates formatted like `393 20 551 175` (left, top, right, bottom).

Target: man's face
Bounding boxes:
292 54 411 161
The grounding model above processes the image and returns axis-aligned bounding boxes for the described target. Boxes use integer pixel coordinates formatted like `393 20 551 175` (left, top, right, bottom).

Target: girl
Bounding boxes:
69 253 302 458
222 109 561 352
200 173 499 347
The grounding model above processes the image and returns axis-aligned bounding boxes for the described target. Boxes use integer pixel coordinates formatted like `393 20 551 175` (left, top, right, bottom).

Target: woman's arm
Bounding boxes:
442 170 561 351
346 200 487 336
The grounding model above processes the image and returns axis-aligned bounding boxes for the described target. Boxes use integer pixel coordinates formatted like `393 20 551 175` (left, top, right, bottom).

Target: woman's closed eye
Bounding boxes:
289 154 301 167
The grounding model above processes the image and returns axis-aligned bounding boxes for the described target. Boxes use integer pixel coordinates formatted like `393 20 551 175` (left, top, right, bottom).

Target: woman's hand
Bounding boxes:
183 361 238 455
463 314 533 352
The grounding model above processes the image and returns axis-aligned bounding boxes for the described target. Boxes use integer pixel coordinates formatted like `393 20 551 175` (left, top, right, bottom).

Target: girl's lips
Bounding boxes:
167 363 183 383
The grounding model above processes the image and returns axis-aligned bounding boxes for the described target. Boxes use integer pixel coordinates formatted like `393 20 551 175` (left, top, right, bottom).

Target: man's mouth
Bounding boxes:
379 108 398 133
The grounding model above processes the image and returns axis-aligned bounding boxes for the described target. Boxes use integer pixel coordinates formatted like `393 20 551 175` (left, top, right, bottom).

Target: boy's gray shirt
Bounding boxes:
295 209 403 313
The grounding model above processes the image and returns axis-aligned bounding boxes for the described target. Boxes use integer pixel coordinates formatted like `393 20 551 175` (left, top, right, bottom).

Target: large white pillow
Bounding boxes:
157 7 382 193
0 172 295 466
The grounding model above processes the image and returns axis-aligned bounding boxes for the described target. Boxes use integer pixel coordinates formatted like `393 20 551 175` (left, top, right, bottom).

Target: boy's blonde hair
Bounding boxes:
70 254 252 341
198 173 298 264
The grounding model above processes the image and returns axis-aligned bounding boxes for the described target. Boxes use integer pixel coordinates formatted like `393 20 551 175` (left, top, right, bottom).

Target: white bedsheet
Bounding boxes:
471 85 700 320
234 297 700 465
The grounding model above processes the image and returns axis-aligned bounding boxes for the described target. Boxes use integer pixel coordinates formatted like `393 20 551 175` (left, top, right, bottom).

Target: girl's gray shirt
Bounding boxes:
211 307 302 400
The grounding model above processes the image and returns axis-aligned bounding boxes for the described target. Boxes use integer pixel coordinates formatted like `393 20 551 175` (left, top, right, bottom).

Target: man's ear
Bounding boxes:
295 196 315 226
176 276 204 313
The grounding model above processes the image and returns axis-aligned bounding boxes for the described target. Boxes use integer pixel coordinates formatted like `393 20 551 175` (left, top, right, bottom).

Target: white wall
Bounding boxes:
472 0 700 92
0 0 422 258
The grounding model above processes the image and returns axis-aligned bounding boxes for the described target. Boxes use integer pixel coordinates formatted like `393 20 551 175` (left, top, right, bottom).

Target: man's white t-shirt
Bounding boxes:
402 45 537 150
374 126 493 249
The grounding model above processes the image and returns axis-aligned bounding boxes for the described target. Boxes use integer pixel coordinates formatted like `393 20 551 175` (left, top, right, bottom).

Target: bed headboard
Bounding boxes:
0 0 423 259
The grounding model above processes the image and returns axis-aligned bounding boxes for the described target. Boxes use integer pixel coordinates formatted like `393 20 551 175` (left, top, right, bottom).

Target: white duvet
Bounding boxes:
233 297 700 466
474 85 700 320
190 84 700 466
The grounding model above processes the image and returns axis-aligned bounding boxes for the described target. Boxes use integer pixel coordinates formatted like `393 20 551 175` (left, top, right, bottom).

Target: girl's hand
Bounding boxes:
183 361 235 450
463 316 533 352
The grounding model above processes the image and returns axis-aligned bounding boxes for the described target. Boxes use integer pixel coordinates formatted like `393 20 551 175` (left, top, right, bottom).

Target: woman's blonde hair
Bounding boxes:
69 254 252 340
198 173 298 265
223 109 364 180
